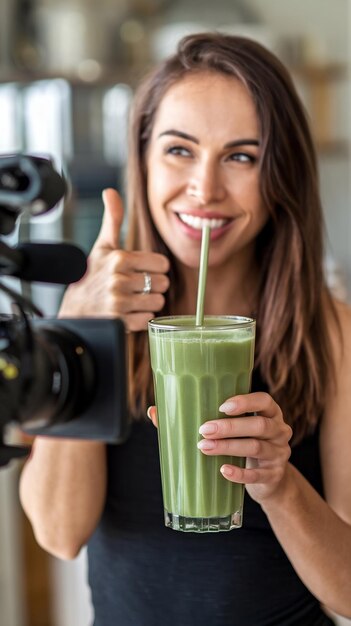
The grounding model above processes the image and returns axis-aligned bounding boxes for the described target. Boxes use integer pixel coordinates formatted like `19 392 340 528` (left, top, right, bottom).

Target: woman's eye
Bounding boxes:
164 145 191 157
229 152 256 163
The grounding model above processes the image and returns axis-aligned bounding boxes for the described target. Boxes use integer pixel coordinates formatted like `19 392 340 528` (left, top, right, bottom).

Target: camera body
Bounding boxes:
22 317 129 442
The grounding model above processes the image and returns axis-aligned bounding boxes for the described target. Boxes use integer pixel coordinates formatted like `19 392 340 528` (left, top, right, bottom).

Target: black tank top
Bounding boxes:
87 370 335 626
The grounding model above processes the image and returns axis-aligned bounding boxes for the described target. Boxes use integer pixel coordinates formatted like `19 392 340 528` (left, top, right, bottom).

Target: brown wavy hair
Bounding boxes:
125 32 338 443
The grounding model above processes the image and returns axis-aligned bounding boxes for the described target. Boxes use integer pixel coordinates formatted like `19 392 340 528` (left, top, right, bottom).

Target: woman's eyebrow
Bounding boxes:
158 129 260 148
158 129 199 143
224 138 260 148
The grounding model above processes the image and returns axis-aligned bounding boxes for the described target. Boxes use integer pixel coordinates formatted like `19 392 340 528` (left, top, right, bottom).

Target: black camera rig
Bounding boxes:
0 154 129 467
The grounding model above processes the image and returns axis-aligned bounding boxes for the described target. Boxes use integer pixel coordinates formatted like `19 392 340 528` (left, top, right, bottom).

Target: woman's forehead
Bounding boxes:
151 72 259 140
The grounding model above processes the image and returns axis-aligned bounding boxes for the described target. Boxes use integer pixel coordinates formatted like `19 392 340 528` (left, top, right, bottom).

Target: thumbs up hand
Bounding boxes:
59 189 170 332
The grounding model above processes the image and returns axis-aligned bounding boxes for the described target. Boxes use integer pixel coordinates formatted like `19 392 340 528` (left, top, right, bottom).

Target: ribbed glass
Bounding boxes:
148 316 256 533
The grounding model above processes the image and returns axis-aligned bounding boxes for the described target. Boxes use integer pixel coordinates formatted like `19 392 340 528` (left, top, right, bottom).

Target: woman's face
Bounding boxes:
146 71 269 269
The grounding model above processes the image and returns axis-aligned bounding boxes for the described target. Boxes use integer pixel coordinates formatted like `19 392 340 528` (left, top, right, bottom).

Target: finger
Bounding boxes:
199 414 280 440
219 392 281 420
110 291 165 314
147 406 158 428
220 464 284 485
96 188 124 250
197 437 280 460
109 271 170 295
110 250 170 275
124 311 157 332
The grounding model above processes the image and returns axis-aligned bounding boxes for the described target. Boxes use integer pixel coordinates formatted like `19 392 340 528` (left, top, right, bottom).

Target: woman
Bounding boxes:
20 33 351 625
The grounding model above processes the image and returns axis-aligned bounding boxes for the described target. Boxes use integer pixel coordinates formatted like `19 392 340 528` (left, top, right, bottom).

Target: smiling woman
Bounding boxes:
19 32 351 626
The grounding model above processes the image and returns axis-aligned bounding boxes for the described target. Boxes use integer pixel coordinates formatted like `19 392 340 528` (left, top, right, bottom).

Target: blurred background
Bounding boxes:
0 0 350 624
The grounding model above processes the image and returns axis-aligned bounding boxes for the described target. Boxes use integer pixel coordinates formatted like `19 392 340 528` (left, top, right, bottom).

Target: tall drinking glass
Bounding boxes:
148 315 256 532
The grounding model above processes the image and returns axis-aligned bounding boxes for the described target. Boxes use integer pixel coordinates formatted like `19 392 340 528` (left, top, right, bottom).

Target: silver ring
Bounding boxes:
142 272 152 295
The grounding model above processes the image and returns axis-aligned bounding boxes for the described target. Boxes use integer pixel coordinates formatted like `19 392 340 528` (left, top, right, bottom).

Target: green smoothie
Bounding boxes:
148 316 255 532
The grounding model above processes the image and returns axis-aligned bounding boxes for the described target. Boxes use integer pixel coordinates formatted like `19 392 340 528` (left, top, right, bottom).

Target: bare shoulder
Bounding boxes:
324 295 351 410
328 297 351 368
320 296 351 521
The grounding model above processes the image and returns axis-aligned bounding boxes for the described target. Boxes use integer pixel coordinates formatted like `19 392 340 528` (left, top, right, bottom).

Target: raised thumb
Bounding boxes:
96 188 124 249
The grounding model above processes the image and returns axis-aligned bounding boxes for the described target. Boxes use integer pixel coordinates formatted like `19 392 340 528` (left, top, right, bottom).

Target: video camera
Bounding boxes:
0 154 129 468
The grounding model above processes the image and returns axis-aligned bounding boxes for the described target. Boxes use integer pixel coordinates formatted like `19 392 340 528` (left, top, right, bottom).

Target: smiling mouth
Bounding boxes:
176 212 232 230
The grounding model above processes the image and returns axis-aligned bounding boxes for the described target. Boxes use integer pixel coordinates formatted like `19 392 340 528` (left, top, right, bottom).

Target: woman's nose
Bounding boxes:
186 161 226 204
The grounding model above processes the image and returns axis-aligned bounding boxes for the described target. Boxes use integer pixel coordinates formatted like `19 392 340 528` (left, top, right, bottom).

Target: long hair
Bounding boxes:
125 32 338 443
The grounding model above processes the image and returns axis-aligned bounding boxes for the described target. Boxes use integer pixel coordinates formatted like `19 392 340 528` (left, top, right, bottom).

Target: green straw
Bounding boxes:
195 224 210 326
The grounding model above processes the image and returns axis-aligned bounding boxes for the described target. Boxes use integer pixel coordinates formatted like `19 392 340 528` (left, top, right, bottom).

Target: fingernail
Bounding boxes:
146 407 152 420
220 465 234 476
219 400 237 413
199 423 217 435
197 439 216 450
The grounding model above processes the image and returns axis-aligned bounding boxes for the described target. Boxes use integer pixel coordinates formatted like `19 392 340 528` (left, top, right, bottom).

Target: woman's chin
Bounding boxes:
173 252 204 269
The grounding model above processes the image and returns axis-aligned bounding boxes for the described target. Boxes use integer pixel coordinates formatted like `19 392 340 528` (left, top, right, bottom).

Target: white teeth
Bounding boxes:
178 213 229 230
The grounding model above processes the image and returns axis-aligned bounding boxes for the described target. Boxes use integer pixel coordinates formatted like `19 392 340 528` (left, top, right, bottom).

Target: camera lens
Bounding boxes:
0 317 95 429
